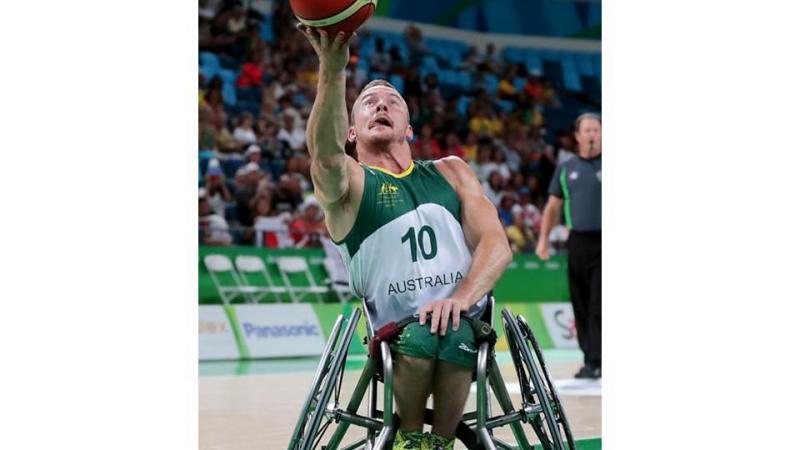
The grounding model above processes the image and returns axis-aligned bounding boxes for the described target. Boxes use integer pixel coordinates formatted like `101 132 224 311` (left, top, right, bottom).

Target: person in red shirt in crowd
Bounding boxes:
289 197 327 248
524 73 544 102
441 132 465 159
413 123 441 159
237 50 264 88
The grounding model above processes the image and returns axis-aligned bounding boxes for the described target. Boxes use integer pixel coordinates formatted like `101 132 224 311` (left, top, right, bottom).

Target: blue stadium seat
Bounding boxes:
457 95 472 115
260 18 274 43
592 54 602 80
576 52 595 77
496 100 515 113
439 70 457 86
222 82 237 106
422 56 439 72
484 74 499 94
457 71 472 88
389 74 405 95
524 50 543 74
560 54 582 91
219 69 238 84
200 52 220 70
446 47 462 68
539 49 560 62
503 46 524 64
513 77 526 91
200 66 218 83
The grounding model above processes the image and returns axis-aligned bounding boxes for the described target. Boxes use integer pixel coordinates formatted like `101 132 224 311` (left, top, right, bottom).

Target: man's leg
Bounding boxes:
431 361 473 438
393 354 435 432
586 238 602 370
567 234 591 365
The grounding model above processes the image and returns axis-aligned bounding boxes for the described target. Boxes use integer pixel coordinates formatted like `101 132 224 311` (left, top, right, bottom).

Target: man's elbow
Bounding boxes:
496 234 513 268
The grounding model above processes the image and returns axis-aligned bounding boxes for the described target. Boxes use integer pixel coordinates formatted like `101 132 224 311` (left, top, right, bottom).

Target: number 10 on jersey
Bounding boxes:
401 226 438 262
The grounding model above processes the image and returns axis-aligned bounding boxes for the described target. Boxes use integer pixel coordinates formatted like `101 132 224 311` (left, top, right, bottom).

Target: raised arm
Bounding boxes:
420 157 513 334
299 25 356 206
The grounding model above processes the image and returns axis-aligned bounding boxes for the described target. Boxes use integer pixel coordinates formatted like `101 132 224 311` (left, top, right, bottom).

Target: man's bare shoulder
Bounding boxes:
433 156 478 191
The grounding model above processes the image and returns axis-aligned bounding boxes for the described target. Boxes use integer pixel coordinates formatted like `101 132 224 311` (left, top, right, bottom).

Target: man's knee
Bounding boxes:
395 353 436 374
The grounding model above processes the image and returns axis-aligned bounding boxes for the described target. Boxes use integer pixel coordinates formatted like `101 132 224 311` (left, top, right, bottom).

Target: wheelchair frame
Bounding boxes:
287 297 575 450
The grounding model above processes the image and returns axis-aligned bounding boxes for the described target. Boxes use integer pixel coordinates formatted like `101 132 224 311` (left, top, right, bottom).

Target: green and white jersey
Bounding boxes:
335 160 487 329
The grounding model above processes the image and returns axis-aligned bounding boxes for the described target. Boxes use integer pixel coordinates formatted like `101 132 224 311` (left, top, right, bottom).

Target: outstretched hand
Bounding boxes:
296 24 357 76
418 297 471 336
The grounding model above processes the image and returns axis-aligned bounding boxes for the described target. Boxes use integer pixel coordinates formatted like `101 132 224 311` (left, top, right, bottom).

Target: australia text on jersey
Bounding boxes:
387 271 464 296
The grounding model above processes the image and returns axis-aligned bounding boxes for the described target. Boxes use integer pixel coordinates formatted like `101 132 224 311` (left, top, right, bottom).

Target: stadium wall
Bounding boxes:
199 301 578 360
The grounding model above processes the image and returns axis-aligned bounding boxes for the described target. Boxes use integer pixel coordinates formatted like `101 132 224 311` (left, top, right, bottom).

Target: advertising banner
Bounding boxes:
234 304 325 358
539 303 578 348
199 306 240 360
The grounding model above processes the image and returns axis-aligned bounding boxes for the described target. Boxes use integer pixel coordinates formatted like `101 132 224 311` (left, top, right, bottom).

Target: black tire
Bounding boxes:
516 315 576 450
287 308 361 450
501 308 572 450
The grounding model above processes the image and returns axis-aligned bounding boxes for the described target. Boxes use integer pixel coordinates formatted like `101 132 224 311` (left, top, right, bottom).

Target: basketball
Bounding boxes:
289 0 377 37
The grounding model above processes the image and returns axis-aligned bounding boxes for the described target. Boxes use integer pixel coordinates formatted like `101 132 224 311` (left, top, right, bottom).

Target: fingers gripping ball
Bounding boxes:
289 0 378 37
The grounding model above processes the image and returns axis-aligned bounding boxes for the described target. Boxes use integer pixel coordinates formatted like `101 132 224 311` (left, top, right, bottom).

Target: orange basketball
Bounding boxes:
290 0 377 37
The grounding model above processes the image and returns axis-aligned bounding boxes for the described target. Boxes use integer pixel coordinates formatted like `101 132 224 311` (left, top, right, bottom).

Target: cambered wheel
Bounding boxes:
501 309 573 450
287 308 362 450
516 315 576 450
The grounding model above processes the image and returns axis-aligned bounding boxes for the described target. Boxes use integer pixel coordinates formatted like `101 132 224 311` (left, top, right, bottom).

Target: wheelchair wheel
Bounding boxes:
501 308 573 450
287 308 362 450
516 315 576 450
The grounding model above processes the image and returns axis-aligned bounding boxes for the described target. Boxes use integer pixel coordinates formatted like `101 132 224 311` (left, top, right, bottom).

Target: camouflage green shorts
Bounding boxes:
390 318 478 369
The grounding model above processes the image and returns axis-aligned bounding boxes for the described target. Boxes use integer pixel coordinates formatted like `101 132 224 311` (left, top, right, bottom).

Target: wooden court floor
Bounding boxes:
199 355 601 450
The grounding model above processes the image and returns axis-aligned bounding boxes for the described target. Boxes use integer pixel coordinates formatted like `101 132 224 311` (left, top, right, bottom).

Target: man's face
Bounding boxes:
574 118 602 153
349 86 412 147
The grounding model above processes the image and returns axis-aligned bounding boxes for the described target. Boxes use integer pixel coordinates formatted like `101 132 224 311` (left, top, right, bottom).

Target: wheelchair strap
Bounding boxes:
368 316 418 360
471 318 498 348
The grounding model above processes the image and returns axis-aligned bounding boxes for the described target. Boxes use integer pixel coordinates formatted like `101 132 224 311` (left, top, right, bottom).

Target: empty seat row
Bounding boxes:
203 253 352 305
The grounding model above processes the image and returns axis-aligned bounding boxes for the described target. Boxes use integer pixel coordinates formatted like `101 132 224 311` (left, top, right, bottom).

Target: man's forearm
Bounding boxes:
306 70 348 161
453 233 512 307
539 200 561 242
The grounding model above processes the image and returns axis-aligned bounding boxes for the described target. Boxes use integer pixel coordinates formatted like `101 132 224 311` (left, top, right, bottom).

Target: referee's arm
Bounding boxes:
536 166 565 260
536 196 563 261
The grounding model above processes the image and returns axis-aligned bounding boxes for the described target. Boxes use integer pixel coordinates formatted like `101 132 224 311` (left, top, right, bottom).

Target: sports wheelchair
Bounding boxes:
288 296 575 450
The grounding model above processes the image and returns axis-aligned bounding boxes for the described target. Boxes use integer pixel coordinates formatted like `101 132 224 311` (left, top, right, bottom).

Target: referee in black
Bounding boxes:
536 113 602 379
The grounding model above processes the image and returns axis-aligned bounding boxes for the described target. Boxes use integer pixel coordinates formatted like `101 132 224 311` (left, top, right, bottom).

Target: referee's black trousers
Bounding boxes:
566 230 601 368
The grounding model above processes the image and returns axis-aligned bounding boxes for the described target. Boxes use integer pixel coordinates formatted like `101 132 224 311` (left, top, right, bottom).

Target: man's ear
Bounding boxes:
405 125 414 142
348 126 357 143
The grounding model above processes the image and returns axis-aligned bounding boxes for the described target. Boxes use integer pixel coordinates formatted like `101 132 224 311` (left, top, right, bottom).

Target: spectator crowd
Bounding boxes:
199 0 598 254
